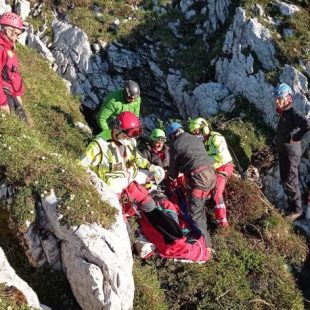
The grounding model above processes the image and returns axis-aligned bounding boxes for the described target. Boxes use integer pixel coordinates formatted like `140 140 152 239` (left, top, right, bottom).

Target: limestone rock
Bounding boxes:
0 247 48 309
40 171 134 310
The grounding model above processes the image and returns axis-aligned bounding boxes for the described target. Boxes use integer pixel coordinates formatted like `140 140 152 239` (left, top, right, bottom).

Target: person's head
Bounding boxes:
123 80 140 103
165 122 183 141
149 128 166 151
188 117 210 136
274 83 293 111
112 111 142 144
0 12 23 44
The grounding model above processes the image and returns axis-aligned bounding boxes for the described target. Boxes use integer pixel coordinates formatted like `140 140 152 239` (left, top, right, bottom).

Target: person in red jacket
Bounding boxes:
0 12 27 122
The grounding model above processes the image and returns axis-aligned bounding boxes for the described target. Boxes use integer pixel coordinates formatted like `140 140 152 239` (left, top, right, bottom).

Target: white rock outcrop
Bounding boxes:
40 171 134 310
0 247 48 309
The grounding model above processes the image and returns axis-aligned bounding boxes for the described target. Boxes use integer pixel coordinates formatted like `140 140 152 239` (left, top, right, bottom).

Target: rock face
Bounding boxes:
1 172 134 310
38 171 134 310
0 247 47 309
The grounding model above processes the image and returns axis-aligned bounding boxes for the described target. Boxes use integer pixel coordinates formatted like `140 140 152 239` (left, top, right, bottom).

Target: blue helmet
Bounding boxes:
274 83 292 98
166 122 182 137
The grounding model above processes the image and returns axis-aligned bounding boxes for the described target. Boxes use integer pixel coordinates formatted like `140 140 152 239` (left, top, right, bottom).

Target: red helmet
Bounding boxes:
0 12 23 30
113 111 142 138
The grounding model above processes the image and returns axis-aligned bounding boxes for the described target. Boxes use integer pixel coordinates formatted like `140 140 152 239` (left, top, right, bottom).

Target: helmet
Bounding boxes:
165 122 182 137
188 117 207 132
0 12 23 30
149 128 166 142
113 111 142 138
188 117 210 135
274 83 292 98
123 80 140 102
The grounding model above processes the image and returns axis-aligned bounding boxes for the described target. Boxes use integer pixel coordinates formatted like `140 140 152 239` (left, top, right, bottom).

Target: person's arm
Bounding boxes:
97 97 116 131
292 109 310 141
211 135 228 169
168 147 179 179
80 139 105 168
133 141 151 169
134 97 141 116
0 48 9 112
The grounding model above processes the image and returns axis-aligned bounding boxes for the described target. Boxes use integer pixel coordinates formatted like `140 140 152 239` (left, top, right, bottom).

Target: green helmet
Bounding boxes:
188 117 209 133
149 128 166 141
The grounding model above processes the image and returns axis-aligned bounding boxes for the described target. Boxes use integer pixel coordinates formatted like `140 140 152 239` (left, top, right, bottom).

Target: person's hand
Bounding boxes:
148 164 165 184
0 104 10 114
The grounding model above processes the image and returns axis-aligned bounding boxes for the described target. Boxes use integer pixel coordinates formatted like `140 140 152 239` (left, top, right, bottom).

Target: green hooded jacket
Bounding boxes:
96 89 141 139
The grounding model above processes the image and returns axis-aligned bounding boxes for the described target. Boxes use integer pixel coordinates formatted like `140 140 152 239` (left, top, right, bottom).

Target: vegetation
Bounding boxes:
0 45 115 229
208 96 275 171
0 283 33 310
133 260 168 310
133 176 308 309
274 8 310 64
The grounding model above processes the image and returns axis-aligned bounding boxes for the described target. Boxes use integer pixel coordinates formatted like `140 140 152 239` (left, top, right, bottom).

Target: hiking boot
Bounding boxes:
285 211 303 222
134 238 156 259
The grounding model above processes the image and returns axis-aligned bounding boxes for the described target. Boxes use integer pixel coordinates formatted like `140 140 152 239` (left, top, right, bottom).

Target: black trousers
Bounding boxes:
6 93 28 123
187 167 216 247
279 151 302 213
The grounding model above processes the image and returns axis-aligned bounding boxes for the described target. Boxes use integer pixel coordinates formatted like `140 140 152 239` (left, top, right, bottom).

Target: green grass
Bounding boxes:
209 96 274 170
0 45 115 229
0 283 33 310
275 9 310 64
133 260 168 310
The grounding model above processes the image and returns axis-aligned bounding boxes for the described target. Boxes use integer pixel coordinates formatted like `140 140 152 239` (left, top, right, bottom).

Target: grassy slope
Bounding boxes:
0 46 115 308
0 45 115 229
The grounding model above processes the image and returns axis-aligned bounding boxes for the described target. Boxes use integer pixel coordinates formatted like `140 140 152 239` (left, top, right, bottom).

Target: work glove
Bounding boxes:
148 164 165 185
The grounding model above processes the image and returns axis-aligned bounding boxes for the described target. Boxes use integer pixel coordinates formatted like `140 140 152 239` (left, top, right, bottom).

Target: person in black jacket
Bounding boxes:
166 122 216 248
139 128 170 170
274 83 310 221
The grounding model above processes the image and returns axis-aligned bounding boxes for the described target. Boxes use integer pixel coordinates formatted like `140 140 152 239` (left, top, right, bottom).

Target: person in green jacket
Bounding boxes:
96 80 141 140
188 117 234 228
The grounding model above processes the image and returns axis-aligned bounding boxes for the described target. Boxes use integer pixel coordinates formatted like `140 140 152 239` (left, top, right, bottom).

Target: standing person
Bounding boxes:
95 80 141 139
0 12 27 122
80 111 165 194
139 128 170 170
166 122 216 247
274 83 310 221
188 117 234 227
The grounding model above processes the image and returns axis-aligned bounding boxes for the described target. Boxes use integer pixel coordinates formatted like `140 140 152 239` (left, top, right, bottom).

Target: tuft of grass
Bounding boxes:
133 259 168 310
270 7 310 64
0 283 33 310
261 210 308 265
